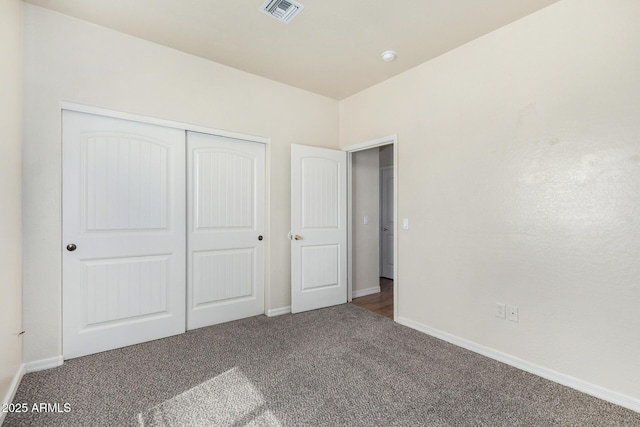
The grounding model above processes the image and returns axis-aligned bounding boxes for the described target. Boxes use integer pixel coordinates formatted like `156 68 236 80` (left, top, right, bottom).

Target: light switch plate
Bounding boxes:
507 305 519 322
403 218 409 230
496 303 506 319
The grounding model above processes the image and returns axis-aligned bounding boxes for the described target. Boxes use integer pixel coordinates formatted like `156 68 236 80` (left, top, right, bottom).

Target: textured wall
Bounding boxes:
340 0 640 400
0 0 23 406
22 4 338 364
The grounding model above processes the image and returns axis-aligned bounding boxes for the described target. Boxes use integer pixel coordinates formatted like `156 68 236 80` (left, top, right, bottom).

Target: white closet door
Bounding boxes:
290 144 347 313
187 132 265 330
62 110 186 359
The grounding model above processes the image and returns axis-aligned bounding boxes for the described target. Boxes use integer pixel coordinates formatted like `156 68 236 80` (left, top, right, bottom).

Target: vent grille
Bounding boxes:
260 0 304 24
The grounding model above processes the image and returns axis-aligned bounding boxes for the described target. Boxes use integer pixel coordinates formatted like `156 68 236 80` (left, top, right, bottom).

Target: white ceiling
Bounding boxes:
24 0 560 100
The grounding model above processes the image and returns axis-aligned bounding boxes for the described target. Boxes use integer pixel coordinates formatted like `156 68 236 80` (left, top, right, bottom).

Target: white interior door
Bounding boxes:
62 110 186 359
291 144 347 313
380 166 394 279
187 132 265 330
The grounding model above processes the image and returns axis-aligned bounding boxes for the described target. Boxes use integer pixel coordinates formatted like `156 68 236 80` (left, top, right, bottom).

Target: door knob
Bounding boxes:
66 243 77 252
294 234 302 240
258 235 263 241
382 227 389 231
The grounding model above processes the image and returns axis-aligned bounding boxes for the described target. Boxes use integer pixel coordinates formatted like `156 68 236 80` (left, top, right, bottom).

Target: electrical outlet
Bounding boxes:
496 303 506 319
507 305 519 322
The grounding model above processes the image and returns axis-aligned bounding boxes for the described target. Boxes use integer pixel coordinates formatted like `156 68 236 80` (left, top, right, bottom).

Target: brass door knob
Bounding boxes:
294 234 302 240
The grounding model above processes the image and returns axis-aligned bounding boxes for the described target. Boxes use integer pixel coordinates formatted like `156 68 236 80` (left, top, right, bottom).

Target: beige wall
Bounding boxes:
22 4 339 364
0 0 24 407
351 149 380 294
340 0 640 401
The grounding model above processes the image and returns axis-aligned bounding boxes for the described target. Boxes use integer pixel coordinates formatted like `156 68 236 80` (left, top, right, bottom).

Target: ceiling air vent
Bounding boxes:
260 0 304 24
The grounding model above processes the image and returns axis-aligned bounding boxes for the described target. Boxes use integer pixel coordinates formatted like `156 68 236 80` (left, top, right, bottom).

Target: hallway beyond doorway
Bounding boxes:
351 278 393 319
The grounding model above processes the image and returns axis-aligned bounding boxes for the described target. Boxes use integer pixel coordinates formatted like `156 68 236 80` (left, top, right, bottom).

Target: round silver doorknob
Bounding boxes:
382 227 389 231
66 243 77 252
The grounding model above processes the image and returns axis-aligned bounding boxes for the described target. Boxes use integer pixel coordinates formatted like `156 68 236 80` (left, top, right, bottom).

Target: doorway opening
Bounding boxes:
347 138 397 320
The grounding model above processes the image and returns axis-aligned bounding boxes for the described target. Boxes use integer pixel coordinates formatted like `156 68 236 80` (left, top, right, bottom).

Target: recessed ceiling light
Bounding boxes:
381 51 397 62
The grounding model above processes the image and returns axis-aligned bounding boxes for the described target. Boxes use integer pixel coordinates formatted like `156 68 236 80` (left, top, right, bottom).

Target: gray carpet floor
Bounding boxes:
5 304 640 426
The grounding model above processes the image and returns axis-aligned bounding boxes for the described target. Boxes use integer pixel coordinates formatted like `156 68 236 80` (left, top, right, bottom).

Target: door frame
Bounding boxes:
59 101 272 334
379 165 394 279
344 135 398 321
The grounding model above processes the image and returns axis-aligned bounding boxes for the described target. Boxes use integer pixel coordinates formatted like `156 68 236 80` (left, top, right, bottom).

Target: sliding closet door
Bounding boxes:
62 110 186 359
187 132 265 330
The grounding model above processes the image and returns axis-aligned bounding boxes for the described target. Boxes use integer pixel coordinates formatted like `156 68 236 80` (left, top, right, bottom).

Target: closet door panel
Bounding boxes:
62 110 186 359
187 132 265 330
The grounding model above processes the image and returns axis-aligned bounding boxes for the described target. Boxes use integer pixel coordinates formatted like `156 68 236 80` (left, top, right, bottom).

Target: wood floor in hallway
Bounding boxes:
351 278 393 319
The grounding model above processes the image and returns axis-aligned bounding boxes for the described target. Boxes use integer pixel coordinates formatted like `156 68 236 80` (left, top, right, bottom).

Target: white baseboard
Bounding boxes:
1 363 25 425
397 316 640 413
266 306 291 317
24 355 64 373
352 286 380 299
